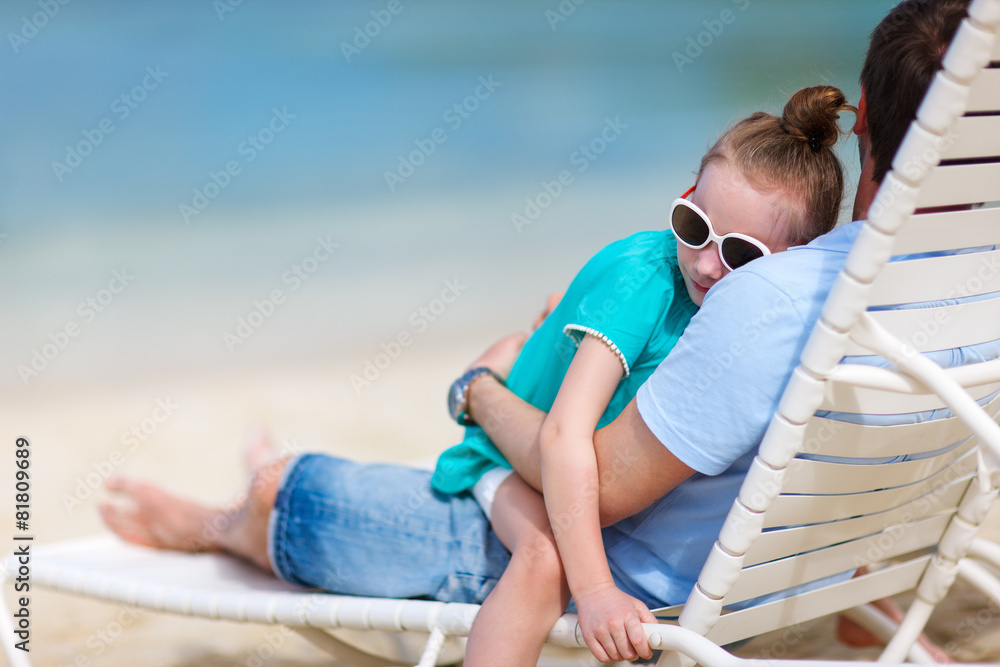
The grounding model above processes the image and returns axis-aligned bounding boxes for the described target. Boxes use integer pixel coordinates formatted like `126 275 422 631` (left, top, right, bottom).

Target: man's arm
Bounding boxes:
467 374 693 525
466 373 546 490
592 399 694 526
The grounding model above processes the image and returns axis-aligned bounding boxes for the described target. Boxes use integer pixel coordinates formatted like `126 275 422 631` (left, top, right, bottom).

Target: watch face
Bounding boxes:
448 380 465 421
448 368 494 425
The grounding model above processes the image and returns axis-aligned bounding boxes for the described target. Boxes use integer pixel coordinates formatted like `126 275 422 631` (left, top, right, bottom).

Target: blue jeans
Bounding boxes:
268 453 511 604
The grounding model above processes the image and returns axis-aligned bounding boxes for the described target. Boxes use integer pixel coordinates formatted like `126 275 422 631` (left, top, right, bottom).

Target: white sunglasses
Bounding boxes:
669 187 771 271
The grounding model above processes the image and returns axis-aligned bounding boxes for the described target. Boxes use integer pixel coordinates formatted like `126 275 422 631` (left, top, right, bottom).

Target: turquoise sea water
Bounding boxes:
1 0 895 391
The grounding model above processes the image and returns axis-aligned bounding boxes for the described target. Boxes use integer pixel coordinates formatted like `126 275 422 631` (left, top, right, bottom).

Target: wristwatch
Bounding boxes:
448 367 503 426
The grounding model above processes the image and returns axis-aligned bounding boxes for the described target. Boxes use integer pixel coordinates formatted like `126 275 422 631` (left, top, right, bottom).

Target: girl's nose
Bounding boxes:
694 243 726 281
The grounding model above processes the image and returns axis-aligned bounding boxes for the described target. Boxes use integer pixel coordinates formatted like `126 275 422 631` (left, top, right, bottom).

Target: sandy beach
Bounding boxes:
4 333 1000 666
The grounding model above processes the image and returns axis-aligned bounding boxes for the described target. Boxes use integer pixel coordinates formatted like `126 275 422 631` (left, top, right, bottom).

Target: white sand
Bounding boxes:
3 338 1000 665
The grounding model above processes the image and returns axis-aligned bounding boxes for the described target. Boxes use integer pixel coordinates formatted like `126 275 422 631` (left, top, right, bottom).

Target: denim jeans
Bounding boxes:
268 453 511 604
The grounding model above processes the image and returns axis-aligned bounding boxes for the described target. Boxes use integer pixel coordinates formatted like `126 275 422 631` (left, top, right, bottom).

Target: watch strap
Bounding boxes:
449 367 503 426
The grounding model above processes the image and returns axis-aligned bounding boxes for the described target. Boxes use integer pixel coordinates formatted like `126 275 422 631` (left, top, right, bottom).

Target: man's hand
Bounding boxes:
532 292 564 330
574 582 656 663
466 332 529 381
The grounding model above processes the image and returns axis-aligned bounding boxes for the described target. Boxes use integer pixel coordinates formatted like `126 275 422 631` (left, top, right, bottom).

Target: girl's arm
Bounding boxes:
538 334 656 663
464 333 694 524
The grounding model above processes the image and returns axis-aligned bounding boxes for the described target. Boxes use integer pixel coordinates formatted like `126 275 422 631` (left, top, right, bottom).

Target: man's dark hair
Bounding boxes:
860 0 971 183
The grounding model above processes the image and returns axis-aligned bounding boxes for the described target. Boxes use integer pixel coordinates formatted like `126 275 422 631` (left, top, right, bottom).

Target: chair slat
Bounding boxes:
743 480 968 566
763 455 975 529
801 413 975 459
943 114 1000 160
781 439 974 495
818 374 1000 415
843 295 1000 355
915 161 1000 208
867 248 1000 306
967 68 1000 112
889 206 1000 256
704 556 931 647
724 513 949 606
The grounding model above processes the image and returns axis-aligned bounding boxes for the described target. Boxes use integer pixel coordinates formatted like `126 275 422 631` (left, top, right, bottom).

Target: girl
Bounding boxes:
434 85 857 665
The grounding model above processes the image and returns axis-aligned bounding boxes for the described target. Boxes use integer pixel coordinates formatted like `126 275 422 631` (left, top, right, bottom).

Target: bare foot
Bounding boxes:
100 477 222 553
244 426 279 473
836 614 882 647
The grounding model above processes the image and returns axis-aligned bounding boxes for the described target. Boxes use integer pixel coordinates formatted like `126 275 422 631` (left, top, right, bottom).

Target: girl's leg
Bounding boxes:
464 474 571 667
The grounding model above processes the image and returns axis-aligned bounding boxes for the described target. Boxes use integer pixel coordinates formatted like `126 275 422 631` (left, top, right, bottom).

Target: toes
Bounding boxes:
247 424 270 444
99 501 150 546
244 425 277 471
105 475 145 495
104 476 127 492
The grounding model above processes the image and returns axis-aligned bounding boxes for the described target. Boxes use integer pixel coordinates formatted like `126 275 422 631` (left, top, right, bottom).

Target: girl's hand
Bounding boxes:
467 332 528 381
575 583 657 663
532 292 564 330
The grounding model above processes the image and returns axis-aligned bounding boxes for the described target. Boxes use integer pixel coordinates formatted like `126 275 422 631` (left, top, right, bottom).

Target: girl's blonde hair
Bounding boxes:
699 85 857 246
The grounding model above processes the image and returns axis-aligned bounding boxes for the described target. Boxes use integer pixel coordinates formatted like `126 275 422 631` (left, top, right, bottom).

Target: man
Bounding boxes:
101 0 977 662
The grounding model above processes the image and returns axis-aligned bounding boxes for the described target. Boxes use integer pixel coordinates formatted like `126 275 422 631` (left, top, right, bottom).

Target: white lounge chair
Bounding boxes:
4 2 1000 666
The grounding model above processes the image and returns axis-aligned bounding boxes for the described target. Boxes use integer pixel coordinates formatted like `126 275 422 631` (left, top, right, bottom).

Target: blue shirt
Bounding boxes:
611 219 999 607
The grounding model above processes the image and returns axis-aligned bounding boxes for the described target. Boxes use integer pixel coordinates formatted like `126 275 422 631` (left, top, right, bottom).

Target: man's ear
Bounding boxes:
854 88 868 137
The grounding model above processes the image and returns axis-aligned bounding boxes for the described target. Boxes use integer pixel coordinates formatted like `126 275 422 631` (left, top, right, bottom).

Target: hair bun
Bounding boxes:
781 85 856 152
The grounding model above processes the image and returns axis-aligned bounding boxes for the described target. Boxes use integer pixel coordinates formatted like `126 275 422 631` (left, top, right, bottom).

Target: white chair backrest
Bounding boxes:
667 0 1000 655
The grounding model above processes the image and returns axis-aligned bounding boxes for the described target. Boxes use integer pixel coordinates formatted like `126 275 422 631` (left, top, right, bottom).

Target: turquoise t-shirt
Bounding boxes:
431 230 697 494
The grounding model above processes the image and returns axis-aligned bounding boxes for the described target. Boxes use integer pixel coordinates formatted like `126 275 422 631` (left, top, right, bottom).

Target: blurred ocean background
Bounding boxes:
1 0 894 395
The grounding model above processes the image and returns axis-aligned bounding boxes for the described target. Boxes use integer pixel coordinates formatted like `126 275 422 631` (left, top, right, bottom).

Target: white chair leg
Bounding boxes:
842 604 935 664
967 538 1000 571
416 626 447 667
878 598 935 664
957 558 1000 607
